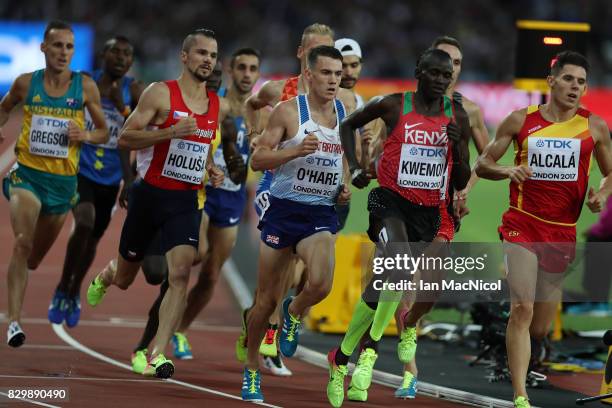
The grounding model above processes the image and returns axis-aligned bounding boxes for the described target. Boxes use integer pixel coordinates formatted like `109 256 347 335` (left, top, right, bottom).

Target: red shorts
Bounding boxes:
498 208 576 273
436 206 455 242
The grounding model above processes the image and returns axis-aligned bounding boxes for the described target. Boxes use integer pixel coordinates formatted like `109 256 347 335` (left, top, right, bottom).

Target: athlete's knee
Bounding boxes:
74 203 96 230
196 266 221 289
142 256 167 285
168 264 191 288
255 295 278 316
509 302 534 326
13 233 33 259
305 278 332 302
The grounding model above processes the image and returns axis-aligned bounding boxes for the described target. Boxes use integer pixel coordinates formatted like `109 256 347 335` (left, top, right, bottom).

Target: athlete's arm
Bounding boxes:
587 114 612 212
244 80 281 135
463 98 489 154
251 101 315 171
119 82 196 150
221 115 247 184
0 73 31 142
129 80 146 109
79 75 109 144
340 94 399 188
449 103 472 191
475 109 532 183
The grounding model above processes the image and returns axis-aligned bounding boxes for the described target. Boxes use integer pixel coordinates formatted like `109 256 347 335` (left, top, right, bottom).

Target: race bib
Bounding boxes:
85 107 124 149
29 114 69 158
291 154 342 197
397 143 447 190
528 137 580 182
162 138 210 184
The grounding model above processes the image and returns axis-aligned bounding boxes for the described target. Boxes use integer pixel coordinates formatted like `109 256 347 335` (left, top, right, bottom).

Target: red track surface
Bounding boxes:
0 122 460 406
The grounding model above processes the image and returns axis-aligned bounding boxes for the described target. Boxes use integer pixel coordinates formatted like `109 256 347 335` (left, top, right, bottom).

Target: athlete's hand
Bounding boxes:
506 165 533 184
118 179 133 209
68 120 88 142
587 187 606 213
447 120 462 143
226 154 247 184
172 117 198 138
453 195 470 219
208 165 224 188
350 167 371 189
295 133 319 157
336 184 351 205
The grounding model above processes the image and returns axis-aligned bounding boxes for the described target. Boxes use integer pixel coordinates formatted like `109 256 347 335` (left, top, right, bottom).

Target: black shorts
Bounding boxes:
367 187 440 243
119 179 202 262
335 202 350 231
77 174 120 239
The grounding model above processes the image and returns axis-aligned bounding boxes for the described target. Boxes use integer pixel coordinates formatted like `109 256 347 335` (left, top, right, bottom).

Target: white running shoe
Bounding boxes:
7 321 25 348
263 355 292 376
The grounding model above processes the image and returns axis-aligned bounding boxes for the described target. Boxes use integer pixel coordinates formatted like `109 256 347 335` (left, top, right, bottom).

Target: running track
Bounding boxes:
0 117 461 407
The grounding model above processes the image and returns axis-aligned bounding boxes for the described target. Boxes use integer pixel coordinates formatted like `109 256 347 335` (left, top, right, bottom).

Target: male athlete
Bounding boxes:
392 35 490 399
86 29 226 379
49 36 144 328
241 45 351 402
325 48 472 407
475 51 612 408
239 23 351 374
0 20 108 347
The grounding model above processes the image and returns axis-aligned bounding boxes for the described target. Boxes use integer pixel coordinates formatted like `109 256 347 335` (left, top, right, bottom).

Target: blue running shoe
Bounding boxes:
48 291 67 324
279 296 301 357
172 332 193 360
394 371 418 399
241 367 264 402
65 296 81 328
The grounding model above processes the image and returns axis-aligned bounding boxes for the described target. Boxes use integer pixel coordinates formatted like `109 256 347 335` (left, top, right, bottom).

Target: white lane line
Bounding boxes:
20 344 74 351
0 375 163 383
0 140 16 173
52 324 282 408
0 391 61 408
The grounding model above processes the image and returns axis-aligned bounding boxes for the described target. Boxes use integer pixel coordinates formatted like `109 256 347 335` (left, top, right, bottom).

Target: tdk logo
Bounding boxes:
409 146 445 158
177 140 208 153
306 156 339 167
536 139 573 149
37 118 68 128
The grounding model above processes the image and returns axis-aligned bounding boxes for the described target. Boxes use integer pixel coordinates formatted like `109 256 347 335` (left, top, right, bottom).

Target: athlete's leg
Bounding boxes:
179 224 238 332
530 268 564 343
27 212 69 270
135 279 169 352
7 188 41 323
290 232 335 317
246 242 293 369
504 242 538 400
150 244 196 357
57 201 95 294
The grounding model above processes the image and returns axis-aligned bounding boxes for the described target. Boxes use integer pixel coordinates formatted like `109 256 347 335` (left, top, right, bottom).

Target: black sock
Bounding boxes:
363 337 378 353
335 349 350 366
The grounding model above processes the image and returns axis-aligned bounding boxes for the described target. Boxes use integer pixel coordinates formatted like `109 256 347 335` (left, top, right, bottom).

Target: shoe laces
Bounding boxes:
248 369 260 393
330 364 348 390
401 371 416 389
401 327 417 343
264 328 276 345
175 333 190 352
285 315 301 342
514 396 530 408
359 348 377 368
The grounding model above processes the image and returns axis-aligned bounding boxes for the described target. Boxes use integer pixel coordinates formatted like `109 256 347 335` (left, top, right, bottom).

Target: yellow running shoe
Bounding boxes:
259 327 278 357
131 349 148 374
143 353 174 379
514 396 531 408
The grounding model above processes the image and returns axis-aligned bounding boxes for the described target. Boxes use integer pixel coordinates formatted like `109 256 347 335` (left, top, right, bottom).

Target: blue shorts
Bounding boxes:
254 170 273 219
258 196 338 250
204 186 247 227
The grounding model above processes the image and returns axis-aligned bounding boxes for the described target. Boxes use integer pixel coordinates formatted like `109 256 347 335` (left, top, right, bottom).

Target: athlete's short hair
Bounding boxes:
301 23 334 45
182 28 216 52
103 36 133 53
307 45 342 69
431 36 462 54
44 20 73 40
416 48 451 71
550 50 589 76
230 47 261 68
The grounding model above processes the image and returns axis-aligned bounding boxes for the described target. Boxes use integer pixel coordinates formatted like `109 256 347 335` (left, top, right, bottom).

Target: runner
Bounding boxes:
48 35 144 328
393 35 491 400
475 50 612 408
239 23 351 375
241 45 351 402
325 48 472 407
85 28 226 379
0 20 108 347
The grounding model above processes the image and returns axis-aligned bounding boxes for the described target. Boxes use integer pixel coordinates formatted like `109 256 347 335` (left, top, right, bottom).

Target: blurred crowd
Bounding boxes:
3 0 612 85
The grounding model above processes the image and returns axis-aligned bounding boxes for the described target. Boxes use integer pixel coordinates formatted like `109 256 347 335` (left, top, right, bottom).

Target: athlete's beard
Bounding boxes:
189 66 210 83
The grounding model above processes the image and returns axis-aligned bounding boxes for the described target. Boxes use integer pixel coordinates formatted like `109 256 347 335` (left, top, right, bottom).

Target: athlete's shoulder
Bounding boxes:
459 95 482 115
501 107 529 133
588 112 609 138
337 88 356 112
260 79 285 95
13 72 34 89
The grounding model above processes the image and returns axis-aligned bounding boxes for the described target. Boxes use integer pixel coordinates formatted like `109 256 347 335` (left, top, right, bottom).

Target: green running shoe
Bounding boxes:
131 349 148 374
143 353 174 379
326 348 348 408
86 274 108 307
350 348 378 390
514 396 531 408
259 327 278 357
398 326 417 363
